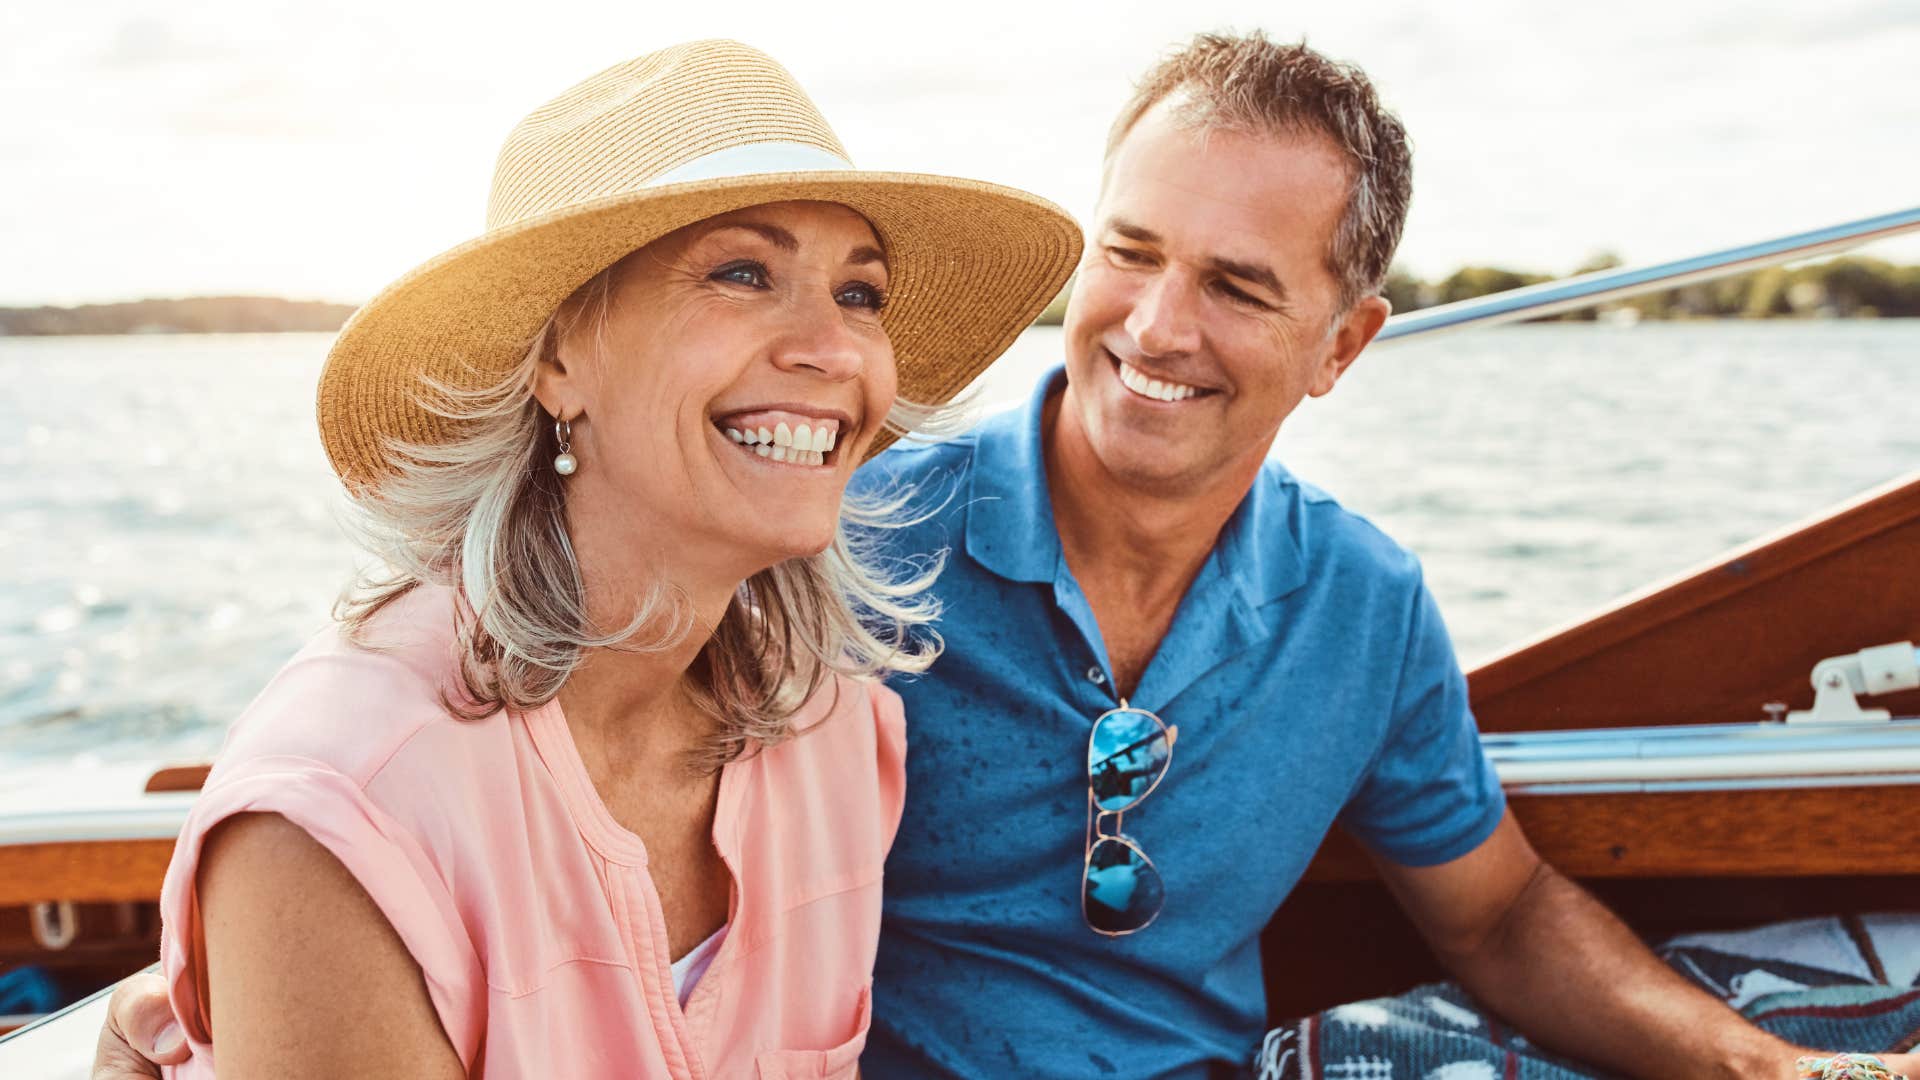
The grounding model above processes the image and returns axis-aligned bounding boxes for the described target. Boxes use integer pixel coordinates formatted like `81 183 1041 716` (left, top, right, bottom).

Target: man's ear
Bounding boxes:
532 324 591 422
1308 294 1390 398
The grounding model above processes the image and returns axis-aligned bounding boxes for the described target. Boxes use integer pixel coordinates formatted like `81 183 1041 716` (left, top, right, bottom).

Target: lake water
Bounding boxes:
3 322 1916 772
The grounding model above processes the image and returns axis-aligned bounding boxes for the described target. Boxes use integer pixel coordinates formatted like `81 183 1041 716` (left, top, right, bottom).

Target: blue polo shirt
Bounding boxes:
854 368 1507 1078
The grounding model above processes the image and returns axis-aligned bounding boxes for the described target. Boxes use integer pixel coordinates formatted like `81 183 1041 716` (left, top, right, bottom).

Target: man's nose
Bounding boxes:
1122 271 1201 359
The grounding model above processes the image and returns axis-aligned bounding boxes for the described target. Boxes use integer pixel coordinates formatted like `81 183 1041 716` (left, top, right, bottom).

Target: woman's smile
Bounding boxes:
712 406 851 469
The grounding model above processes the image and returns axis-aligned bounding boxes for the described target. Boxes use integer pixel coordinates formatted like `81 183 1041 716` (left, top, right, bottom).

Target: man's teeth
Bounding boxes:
1117 360 1201 402
721 421 836 467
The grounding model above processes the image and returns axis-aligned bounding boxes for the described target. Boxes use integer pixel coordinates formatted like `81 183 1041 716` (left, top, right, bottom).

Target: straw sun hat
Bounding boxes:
317 38 1082 485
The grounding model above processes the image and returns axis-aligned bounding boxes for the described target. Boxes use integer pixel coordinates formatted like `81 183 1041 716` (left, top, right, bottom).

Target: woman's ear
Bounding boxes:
532 325 590 422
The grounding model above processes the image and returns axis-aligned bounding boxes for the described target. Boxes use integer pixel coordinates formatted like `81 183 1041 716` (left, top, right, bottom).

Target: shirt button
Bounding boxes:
1086 666 1107 685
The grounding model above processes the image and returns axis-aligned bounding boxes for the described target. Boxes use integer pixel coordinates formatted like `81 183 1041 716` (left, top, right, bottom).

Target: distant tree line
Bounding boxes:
1383 254 1920 321
0 297 357 336
1030 255 1920 327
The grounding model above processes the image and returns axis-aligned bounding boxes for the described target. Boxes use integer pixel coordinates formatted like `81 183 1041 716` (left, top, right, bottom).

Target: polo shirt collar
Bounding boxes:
964 365 1307 610
964 366 1066 585
1221 461 1308 609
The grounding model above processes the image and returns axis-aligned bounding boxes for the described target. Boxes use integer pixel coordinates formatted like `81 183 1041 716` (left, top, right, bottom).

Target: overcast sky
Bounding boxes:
3 0 1916 306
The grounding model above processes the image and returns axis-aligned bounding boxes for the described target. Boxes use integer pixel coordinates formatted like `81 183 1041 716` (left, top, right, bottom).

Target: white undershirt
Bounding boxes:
670 925 728 1005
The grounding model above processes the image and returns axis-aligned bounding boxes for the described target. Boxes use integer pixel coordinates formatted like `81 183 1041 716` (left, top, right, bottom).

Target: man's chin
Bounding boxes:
1089 439 1216 496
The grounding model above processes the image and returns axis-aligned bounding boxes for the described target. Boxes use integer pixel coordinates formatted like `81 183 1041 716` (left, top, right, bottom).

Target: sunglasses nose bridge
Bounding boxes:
1092 807 1125 840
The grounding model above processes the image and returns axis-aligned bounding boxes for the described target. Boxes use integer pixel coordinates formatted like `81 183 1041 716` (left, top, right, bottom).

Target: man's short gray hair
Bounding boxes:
1107 31 1414 311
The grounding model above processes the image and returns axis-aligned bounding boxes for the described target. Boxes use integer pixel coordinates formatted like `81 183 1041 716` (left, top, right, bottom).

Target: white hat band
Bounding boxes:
649 141 855 188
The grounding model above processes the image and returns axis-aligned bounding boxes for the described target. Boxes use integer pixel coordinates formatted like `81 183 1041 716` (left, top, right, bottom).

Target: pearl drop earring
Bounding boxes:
553 418 578 476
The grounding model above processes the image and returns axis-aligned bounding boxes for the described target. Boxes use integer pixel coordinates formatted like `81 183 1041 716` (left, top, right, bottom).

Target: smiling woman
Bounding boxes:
81 38 1077 1080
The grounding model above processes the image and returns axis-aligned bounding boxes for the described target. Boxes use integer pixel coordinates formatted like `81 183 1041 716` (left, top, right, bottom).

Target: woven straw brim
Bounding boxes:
318 171 1082 488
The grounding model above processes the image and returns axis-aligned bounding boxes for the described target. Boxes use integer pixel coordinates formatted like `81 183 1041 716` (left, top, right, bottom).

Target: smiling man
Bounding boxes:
855 31 1908 1080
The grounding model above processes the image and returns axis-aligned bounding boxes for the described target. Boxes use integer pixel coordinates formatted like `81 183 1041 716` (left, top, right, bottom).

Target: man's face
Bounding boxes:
1061 96 1386 496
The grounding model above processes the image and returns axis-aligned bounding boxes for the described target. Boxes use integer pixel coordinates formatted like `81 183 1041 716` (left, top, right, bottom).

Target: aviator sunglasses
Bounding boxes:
1082 702 1178 936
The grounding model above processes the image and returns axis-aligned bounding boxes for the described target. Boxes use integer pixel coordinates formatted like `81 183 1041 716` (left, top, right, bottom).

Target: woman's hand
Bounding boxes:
91 972 180 1079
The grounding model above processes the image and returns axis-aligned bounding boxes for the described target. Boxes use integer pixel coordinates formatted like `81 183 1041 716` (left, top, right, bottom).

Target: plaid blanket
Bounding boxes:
1258 914 1920 1079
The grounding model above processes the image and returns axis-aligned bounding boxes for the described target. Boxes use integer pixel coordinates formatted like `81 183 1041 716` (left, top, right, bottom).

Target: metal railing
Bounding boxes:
1486 717 1920 795
1375 205 1920 343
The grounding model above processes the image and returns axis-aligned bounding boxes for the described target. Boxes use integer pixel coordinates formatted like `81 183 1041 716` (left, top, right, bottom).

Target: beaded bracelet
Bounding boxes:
1796 1054 1906 1080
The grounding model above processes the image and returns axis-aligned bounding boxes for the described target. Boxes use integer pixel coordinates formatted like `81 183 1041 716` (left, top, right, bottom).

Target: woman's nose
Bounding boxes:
769 296 866 380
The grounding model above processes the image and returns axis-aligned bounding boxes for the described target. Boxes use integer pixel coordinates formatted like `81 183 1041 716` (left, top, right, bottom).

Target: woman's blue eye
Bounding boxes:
837 281 887 311
712 261 768 287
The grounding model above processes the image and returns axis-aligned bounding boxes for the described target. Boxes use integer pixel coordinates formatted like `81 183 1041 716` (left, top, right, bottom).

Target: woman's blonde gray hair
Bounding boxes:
336 260 953 770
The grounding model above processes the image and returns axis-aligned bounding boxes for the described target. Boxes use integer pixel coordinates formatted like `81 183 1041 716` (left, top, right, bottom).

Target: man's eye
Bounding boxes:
1108 246 1150 264
837 281 887 311
711 261 769 288
1214 280 1268 308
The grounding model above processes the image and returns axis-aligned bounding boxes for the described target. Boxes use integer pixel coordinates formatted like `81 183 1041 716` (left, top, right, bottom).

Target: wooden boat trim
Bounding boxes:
0 839 174 907
1471 467 1920 702
1303 782 1920 883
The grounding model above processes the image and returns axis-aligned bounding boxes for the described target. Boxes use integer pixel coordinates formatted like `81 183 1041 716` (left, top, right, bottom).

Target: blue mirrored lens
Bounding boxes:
1083 837 1164 934
1088 709 1170 812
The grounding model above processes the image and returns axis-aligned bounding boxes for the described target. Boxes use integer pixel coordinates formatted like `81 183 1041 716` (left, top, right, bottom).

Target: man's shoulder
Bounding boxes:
858 426 985 487
849 424 993 540
1258 460 1423 587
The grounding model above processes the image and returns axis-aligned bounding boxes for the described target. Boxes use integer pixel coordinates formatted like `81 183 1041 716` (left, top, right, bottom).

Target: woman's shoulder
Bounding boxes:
788 674 904 760
211 584 508 793
750 675 907 851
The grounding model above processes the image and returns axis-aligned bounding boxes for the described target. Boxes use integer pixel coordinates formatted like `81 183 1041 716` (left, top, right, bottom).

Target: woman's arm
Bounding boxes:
196 812 464 1079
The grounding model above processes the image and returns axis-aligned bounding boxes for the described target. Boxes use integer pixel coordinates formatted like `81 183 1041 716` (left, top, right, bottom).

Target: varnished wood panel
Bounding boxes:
1303 784 1920 883
1468 469 1920 733
0 840 175 906
143 764 210 793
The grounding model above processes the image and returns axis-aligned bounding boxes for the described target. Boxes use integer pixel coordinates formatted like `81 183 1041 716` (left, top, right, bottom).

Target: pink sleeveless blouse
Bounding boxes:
158 585 904 1078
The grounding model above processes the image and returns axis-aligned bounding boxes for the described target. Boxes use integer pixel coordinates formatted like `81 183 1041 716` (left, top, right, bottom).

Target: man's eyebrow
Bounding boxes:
1106 218 1161 245
1107 217 1286 300
1210 256 1286 301
709 221 799 252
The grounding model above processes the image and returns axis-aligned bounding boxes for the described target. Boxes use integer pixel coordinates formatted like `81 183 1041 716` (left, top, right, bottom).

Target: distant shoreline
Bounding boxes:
9 253 1919 336
0 297 356 337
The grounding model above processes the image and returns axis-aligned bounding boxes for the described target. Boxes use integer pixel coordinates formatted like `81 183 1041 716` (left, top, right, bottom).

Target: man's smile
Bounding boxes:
1107 348 1216 404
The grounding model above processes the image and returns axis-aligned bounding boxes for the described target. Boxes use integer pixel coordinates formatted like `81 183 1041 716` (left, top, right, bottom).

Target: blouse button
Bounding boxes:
1086 666 1107 685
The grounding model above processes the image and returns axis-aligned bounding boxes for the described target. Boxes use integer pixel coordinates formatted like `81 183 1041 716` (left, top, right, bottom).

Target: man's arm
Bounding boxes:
92 972 184 1079
1376 811 1918 1080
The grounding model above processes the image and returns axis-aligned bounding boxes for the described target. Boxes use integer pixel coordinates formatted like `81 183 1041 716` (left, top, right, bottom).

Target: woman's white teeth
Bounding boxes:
720 421 836 466
1118 360 1200 402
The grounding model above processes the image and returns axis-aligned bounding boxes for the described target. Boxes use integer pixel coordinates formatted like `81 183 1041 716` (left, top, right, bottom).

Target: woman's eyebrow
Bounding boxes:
705 222 884 269
708 221 799 252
